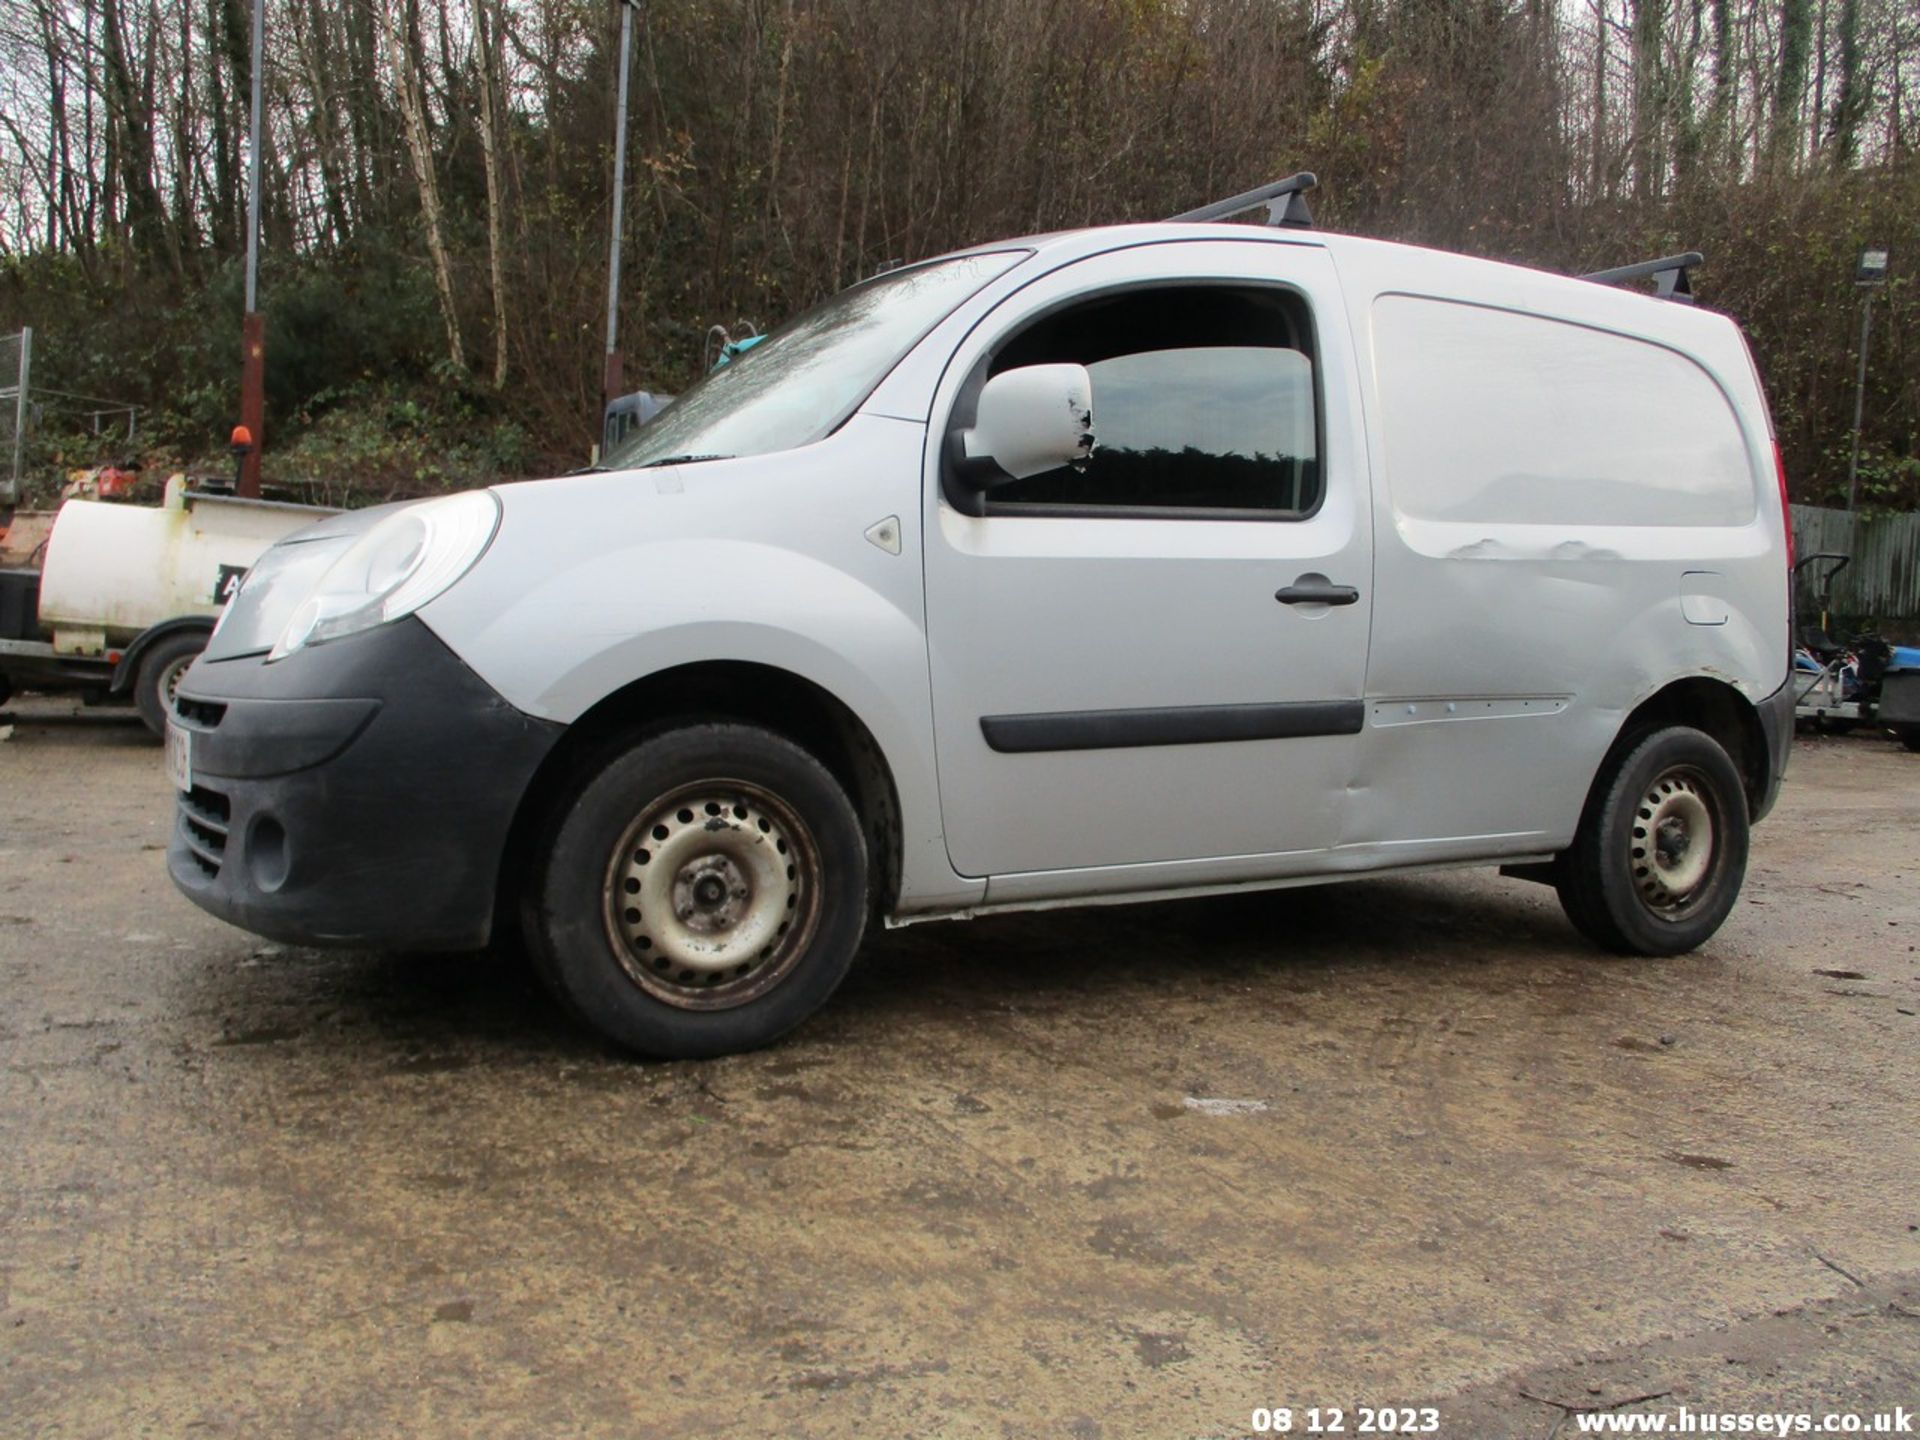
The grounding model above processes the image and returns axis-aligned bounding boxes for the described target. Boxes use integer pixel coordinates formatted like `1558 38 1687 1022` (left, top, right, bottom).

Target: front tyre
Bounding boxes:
527 723 869 1058
1555 725 1750 956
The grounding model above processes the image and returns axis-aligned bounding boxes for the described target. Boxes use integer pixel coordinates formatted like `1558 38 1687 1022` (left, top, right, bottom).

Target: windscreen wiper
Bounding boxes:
638 453 732 469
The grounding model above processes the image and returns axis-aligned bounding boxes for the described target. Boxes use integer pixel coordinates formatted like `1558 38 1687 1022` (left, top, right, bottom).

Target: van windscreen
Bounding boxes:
603 251 1023 472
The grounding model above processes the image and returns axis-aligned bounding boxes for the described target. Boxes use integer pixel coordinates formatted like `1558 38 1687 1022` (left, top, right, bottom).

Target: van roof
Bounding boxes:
948 221 1737 350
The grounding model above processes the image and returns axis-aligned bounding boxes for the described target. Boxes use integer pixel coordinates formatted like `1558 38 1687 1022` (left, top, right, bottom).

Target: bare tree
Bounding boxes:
471 0 511 388
386 0 465 372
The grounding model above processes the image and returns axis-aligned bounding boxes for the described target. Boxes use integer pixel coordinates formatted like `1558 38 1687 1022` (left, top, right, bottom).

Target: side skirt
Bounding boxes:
883 850 1559 929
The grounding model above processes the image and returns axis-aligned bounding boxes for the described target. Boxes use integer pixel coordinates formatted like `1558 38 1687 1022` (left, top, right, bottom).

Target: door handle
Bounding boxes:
1275 581 1360 606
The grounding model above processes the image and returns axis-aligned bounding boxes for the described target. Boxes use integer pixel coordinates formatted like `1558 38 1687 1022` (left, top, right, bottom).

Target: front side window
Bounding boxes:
985 286 1320 515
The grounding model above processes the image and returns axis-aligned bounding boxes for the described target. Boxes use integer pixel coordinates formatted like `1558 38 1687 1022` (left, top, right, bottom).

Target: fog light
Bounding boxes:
247 815 290 893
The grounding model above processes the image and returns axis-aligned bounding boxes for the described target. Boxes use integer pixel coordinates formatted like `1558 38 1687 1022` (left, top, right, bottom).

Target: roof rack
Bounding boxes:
1170 173 1317 229
1580 251 1703 304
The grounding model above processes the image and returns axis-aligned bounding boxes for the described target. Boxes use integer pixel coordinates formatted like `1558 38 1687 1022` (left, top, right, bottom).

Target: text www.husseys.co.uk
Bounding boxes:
1573 1408 1914 1435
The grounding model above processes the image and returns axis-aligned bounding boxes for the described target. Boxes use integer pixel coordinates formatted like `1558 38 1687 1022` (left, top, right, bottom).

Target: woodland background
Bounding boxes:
0 0 1916 507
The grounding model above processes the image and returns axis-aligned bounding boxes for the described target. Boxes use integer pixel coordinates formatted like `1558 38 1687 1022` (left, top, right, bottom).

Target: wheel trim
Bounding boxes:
602 779 821 1012
1629 768 1719 917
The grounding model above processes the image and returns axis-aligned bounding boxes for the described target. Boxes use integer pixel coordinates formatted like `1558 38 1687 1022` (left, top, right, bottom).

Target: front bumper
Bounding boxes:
167 617 564 950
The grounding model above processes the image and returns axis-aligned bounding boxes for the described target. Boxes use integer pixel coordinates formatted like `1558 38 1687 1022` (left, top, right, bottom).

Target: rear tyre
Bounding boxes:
525 723 869 1059
1897 725 1920 754
1555 725 1749 956
134 631 205 736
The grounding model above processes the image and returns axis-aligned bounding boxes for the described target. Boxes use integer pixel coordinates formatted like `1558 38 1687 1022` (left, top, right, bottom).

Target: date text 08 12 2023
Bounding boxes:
1250 1407 1443 1434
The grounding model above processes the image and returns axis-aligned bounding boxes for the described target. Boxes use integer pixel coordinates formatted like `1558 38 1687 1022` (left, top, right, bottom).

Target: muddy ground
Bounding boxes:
1 697 1916 1438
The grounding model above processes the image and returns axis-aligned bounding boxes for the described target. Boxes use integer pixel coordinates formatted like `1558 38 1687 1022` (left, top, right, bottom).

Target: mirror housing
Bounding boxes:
954 363 1095 489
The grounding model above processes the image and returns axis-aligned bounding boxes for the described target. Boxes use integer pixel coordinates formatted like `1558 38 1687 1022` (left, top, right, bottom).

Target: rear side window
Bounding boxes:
1372 295 1756 527
985 286 1320 516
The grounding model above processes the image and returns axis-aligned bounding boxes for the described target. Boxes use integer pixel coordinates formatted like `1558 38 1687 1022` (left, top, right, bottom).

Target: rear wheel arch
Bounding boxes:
495 661 904 936
1603 676 1769 818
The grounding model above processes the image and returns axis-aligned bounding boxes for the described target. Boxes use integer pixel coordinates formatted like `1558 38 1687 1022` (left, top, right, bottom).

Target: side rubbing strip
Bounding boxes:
979 700 1365 754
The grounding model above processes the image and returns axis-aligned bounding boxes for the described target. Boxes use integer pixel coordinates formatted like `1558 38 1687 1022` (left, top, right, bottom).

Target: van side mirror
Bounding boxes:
954 364 1095 489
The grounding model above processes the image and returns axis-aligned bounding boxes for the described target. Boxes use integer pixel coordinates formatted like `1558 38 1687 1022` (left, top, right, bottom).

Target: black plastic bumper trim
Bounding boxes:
980 699 1365 753
1753 670 1794 823
166 617 564 951
176 695 381 779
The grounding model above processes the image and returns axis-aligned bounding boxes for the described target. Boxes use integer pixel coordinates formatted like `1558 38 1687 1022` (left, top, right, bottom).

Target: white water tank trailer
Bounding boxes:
0 476 336 733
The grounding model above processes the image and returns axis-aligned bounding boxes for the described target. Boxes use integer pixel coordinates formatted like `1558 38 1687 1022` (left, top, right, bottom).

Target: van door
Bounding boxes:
922 240 1372 891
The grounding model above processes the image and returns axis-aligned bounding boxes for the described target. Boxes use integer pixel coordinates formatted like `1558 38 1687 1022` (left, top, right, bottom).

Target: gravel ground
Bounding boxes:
2 696 1916 1438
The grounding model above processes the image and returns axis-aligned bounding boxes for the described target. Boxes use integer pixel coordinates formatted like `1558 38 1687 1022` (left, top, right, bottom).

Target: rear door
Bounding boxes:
921 239 1373 886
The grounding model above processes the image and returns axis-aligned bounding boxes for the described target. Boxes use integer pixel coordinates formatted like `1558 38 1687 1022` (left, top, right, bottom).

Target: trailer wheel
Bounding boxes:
524 722 869 1058
0 673 10 709
1555 726 1749 956
134 632 205 736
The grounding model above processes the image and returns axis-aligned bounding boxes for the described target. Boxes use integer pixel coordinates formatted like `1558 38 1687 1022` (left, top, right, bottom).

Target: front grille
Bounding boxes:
177 786 231 878
174 695 227 729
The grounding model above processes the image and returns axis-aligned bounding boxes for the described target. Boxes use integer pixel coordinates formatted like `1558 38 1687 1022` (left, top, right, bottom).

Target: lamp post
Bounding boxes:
237 0 266 498
1846 246 1889 512
602 0 641 414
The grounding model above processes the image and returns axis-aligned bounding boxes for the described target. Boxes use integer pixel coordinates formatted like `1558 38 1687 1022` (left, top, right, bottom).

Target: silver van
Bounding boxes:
168 180 1795 1058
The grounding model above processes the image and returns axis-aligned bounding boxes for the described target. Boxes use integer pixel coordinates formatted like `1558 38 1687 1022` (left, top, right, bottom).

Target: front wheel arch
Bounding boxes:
493 660 903 946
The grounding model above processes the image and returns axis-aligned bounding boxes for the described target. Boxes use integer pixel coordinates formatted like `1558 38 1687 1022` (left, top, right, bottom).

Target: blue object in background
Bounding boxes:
712 333 767 369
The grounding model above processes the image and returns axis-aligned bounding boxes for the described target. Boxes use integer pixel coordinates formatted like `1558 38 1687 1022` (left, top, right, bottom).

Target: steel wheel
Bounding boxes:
1628 766 1720 918
1555 724 1750 956
603 780 822 1011
525 720 871 1058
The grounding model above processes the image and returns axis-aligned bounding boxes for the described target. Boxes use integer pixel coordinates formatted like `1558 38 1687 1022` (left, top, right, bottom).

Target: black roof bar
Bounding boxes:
1581 251 1704 304
1171 173 1317 229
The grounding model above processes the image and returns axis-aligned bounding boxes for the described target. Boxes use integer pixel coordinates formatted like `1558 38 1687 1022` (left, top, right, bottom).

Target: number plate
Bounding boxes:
166 721 192 794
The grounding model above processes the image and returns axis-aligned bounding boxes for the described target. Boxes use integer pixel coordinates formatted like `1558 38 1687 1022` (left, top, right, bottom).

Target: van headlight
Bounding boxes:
268 491 500 661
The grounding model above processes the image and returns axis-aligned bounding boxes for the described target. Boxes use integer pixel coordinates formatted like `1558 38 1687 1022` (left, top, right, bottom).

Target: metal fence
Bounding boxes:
0 328 29 506
1791 504 1920 622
